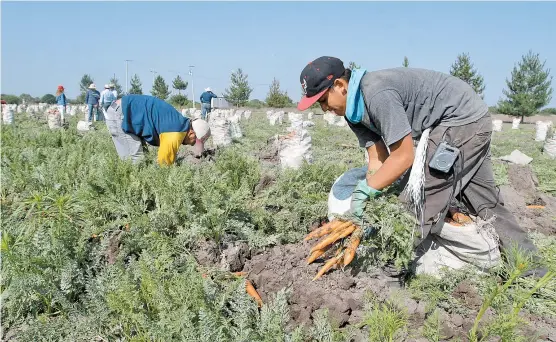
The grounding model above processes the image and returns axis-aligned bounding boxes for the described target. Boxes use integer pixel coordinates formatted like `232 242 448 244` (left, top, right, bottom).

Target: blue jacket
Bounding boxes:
56 93 67 106
200 91 217 104
85 89 100 105
120 94 191 146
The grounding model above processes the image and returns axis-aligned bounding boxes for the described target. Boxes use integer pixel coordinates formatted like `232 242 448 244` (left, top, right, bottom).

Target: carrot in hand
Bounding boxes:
313 255 340 281
343 230 362 266
307 245 330 264
245 280 263 307
304 222 332 241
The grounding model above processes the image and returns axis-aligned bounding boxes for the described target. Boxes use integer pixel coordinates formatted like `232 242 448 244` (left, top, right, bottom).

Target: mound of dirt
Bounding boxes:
242 241 415 328
501 164 556 235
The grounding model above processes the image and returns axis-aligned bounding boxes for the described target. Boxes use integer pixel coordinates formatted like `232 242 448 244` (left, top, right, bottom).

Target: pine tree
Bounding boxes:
129 74 143 95
78 74 94 102
223 68 252 107
266 78 293 108
403 56 409 67
151 75 171 100
109 76 124 98
449 53 485 98
348 61 360 70
172 75 188 95
498 50 553 122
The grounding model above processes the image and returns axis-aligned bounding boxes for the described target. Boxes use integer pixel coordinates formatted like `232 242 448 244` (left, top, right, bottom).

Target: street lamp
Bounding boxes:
189 65 195 109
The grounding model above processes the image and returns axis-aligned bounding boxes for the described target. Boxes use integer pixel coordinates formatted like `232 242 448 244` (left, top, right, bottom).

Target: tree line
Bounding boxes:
2 50 553 117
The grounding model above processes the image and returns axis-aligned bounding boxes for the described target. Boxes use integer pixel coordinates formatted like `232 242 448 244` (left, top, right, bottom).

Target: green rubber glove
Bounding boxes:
350 179 382 222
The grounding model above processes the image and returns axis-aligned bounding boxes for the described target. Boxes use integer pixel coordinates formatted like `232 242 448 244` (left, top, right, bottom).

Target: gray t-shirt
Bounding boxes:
347 67 489 148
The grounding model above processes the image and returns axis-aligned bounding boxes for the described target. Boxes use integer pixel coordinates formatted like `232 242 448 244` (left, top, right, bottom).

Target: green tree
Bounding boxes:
129 74 143 95
449 53 485 98
151 75 171 100
348 61 361 70
246 99 265 109
172 75 188 95
403 56 409 67
78 74 94 103
266 78 293 108
41 94 57 104
0 94 21 104
19 93 38 104
223 68 252 107
109 76 124 99
498 50 553 122
169 94 190 108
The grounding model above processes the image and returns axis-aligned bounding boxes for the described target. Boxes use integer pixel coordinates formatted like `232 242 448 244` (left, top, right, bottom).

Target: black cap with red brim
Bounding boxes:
297 56 345 111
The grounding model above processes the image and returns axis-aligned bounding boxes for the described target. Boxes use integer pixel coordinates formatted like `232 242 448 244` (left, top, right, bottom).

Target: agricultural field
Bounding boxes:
1 109 556 342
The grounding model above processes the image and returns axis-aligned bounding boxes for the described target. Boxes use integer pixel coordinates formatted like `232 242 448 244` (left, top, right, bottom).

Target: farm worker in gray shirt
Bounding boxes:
297 56 545 277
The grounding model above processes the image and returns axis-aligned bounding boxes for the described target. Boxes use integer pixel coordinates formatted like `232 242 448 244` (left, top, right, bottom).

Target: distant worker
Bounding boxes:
85 83 101 122
104 94 211 166
200 87 218 120
100 84 116 112
55 85 68 125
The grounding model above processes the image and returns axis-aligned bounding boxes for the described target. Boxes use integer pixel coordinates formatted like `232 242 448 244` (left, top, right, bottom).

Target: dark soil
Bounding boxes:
189 163 556 341
501 164 556 235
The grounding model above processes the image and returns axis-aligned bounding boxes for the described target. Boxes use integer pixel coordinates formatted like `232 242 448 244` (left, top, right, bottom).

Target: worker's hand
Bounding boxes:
350 179 382 223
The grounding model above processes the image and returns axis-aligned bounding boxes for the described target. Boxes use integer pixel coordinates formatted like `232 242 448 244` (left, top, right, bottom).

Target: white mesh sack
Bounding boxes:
278 129 313 170
511 117 521 129
211 118 232 147
535 121 551 142
492 120 503 132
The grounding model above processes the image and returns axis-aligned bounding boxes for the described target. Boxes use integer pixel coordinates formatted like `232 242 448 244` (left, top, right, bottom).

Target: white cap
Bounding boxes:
205 87 211 92
89 83 96 89
104 84 110 89
191 118 211 142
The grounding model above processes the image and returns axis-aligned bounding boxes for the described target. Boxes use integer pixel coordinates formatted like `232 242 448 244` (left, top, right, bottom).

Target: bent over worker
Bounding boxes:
104 94 211 166
297 56 545 277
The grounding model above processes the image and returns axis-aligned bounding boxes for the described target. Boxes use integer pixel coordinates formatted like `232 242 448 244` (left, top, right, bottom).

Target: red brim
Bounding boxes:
297 88 328 111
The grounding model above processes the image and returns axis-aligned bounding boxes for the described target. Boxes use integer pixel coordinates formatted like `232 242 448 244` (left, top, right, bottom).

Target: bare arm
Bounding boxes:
366 139 389 172
366 134 414 190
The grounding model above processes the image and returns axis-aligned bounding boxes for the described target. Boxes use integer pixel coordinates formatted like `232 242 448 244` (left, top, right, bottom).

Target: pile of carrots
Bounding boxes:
304 219 363 281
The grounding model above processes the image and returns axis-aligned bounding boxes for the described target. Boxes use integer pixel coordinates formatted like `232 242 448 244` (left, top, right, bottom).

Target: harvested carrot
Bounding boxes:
445 217 462 227
526 205 545 209
343 230 362 266
313 255 340 281
245 280 263 307
307 246 330 264
233 271 247 277
304 222 332 241
452 212 472 225
310 230 342 253
310 224 357 253
328 220 353 234
336 225 357 239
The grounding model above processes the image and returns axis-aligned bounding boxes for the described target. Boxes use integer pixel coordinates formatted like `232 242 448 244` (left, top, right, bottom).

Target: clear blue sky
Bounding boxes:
2 1 555 107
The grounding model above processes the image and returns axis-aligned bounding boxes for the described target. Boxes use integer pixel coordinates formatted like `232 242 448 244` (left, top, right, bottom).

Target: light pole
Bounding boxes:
150 70 157 91
125 59 132 94
189 65 195 109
